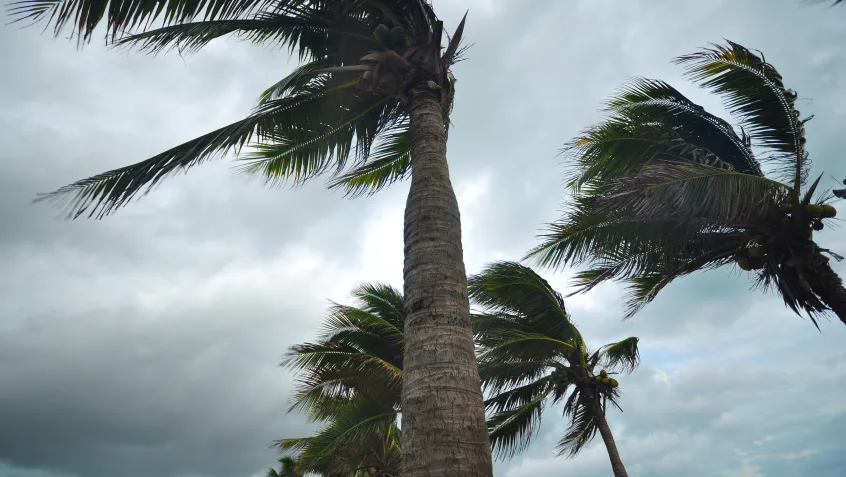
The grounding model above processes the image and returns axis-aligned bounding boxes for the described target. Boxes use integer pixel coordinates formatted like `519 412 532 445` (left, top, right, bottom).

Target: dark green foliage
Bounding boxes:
529 41 842 326
277 283 405 475
468 262 640 460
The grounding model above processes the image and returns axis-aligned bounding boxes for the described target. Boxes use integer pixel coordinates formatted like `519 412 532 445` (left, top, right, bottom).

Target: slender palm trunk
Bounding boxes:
587 394 628 477
807 248 846 325
594 410 629 477
400 85 493 476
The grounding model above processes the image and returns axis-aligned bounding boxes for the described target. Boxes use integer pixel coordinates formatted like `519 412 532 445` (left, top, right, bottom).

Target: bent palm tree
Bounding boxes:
279 283 404 476
529 41 846 328
8 1 491 473
468 261 640 477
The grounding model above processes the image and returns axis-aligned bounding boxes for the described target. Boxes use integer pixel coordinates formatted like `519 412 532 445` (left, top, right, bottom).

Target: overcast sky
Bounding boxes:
2 1 846 476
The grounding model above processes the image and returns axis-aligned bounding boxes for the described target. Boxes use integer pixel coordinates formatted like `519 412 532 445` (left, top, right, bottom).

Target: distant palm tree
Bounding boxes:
7 1 491 472
528 41 846 328
278 283 404 476
468 261 640 477
267 456 303 477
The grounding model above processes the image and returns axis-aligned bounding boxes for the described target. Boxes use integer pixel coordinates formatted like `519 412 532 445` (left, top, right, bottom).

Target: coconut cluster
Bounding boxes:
593 369 619 388
373 24 410 50
736 202 837 271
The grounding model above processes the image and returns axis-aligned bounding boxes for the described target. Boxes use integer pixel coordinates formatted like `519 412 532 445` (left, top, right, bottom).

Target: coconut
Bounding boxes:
747 246 765 259
609 378 619 388
373 24 390 43
601 377 611 385
805 204 824 218
389 26 406 46
821 204 837 218
599 370 608 378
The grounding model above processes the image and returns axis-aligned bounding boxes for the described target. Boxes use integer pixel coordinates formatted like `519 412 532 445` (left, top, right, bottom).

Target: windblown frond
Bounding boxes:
598 337 640 373
487 386 552 460
596 160 791 226
468 261 581 343
566 78 762 190
674 41 811 188
327 126 411 197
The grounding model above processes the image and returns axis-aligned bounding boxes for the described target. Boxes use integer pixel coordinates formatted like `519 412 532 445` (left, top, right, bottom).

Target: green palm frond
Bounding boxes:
477 358 555 391
6 0 271 43
597 160 791 226
566 78 762 190
487 386 552 460
468 261 581 342
597 337 640 373
555 392 597 458
283 282 404 422
34 70 366 218
674 41 811 189
327 126 411 197
112 9 375 59
476 330 576 367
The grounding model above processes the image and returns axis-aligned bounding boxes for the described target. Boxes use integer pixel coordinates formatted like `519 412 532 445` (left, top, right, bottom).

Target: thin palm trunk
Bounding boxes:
591 404 629 477
401 85 493 476
807 249 846 325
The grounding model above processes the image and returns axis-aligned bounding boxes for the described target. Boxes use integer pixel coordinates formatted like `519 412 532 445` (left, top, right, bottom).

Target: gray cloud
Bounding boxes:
2 1 846 477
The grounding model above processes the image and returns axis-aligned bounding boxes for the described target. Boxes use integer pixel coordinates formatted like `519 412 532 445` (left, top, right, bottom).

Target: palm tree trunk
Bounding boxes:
807 248 846 325
400 85 493 476
587 394 628 477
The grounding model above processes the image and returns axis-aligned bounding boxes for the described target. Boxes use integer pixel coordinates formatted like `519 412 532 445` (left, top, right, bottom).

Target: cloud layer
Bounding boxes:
2 1 845 476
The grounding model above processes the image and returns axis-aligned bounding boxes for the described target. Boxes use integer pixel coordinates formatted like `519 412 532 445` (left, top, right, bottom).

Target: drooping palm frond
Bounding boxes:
674 41 812 189
597 337 640 374
35 61 407 219
468 261 581 342
282 282 404 422
327 126 411 197
596 160 791 226
566 78 761 190
111 8 375 61
6 0 439 47
555 390 598 458
486 385 553 460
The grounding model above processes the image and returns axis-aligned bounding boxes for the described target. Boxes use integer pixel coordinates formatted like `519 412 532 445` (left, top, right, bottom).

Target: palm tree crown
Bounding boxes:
528 41 846 328
468 261 639 476
7 0 465 218
278 283 405 476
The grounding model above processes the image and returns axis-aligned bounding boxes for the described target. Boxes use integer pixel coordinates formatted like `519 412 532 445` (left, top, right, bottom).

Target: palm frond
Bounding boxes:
477 358 554 391
597 337 640 373
6 0 275 43
674 41 810 189
596 160 791 226
555 393 598 458
112 9 374 59
468 261 580 342
36 64 406 219
326 125 411 197
487 387 552 460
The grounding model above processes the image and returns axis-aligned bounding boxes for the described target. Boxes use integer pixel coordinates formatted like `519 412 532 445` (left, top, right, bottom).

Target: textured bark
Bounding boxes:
807 249 846 325
592 407 629 477
400 85 493 476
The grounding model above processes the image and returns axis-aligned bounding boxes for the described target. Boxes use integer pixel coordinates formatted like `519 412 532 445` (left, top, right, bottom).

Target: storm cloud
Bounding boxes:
1 1 845 477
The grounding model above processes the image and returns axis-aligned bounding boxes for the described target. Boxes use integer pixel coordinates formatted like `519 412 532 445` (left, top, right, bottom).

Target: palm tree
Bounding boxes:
7 1 492 473
278 283 405 476
467 261 640 477
268 456 303 477
528 41 846 329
